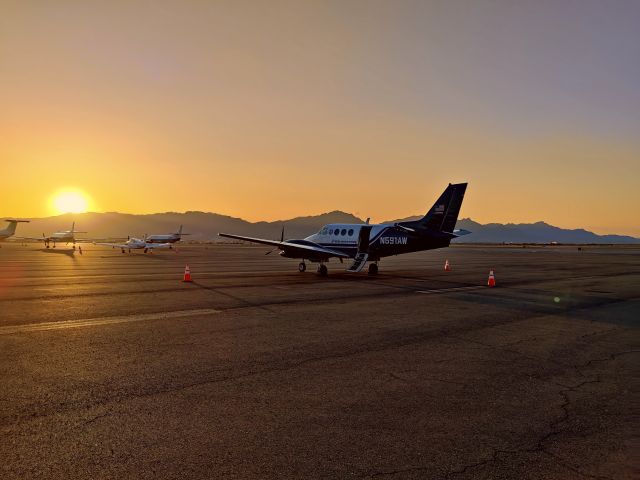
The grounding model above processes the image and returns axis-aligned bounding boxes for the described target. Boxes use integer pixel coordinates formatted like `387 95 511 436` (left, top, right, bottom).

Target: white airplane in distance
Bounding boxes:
95 236 174 254
145 225 190 244
0 220 30 242
21 222 89 249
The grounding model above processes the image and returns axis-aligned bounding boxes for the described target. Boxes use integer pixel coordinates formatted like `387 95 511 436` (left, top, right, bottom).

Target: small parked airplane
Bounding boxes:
0 219 30 241
145 225 190 244
219 182 469 276
21 222 89 249
94 236 174 254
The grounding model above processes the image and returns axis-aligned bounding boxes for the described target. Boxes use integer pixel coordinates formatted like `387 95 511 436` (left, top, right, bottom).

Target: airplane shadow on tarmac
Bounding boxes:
97 252 177 260
38 248 78 261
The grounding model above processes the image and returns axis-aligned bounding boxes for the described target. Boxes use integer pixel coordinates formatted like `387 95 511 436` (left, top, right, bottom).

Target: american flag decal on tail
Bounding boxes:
434 204 445 213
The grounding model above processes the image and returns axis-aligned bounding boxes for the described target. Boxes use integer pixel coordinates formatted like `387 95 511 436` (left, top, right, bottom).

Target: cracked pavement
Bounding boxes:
0 244 638 479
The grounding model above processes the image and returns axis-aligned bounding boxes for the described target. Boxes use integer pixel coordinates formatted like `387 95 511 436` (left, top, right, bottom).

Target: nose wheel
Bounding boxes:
298 262 306 272
317 264 328 276
368 263 378 275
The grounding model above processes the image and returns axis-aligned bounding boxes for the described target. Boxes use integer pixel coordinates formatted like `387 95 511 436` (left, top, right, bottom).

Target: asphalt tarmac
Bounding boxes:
0 243 638 479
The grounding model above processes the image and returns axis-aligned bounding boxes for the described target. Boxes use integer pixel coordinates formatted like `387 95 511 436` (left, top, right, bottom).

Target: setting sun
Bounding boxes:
50 189 91 214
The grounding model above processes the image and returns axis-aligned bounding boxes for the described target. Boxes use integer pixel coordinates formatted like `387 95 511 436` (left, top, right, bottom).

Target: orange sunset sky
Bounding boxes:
1 1 639 235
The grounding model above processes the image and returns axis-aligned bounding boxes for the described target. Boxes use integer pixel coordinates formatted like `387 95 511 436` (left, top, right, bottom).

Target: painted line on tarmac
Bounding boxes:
416 286 485 294
0 308 220 335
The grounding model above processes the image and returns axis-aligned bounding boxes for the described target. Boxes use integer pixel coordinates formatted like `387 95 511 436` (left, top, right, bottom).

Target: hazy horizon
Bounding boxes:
2 1 639 235
5 208 638 238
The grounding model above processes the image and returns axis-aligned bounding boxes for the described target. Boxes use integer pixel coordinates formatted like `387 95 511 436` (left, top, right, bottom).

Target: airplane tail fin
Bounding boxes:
70 222 87 234
176 225 190 236
402 183 468 234
4 220 18 235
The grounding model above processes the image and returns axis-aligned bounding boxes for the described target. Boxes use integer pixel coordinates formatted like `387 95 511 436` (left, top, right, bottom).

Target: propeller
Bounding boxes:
265 225 285 255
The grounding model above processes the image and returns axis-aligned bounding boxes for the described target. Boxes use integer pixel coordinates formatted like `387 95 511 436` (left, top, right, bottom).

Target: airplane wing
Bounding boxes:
15 236 101 243
14 236 48 242
94 242 131 248
145 243 172 249
218 233 351 259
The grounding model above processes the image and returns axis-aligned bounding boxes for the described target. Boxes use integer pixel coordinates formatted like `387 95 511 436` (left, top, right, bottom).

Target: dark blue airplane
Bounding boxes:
219 182 469 276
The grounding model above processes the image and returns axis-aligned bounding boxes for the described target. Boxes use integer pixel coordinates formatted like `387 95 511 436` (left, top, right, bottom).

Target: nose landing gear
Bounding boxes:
317 264 328 277
368 263 378 275
298 262 306 272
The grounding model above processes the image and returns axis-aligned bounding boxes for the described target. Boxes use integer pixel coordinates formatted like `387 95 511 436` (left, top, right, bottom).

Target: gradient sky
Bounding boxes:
1 0 639 235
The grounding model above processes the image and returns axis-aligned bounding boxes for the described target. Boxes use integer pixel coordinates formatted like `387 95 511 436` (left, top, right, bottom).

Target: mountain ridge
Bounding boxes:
5 211 639 244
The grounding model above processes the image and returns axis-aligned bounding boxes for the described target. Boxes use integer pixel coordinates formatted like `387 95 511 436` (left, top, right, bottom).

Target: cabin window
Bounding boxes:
328 229 333 235
334 229 340 236
341 229 346 236
348 229 354 236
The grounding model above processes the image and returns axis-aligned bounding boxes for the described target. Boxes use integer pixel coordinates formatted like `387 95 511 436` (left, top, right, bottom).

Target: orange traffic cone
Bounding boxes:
444 259 451 271
183 265 192 282
487 269 496 287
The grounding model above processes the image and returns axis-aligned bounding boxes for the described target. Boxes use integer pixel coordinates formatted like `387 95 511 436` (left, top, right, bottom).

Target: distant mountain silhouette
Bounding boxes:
452 218 640 244
385 216 639 244
9 211 639 244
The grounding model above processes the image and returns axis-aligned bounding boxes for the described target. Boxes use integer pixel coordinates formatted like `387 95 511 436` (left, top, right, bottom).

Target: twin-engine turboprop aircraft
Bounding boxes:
95 236 174 254
219 182 469 276
20 222 90 249
145 225 190 244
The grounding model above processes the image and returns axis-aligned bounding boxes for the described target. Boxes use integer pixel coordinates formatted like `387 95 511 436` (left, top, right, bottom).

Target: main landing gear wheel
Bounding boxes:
298 262 306 272
368 263 378 275
317 264 328 277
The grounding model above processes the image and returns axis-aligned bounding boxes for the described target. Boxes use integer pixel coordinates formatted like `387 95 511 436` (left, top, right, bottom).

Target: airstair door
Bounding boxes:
357 225 372 253
347 226 372 273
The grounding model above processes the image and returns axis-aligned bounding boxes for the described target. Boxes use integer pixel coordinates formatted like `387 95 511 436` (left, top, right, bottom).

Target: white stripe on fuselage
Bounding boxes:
305 223 392 246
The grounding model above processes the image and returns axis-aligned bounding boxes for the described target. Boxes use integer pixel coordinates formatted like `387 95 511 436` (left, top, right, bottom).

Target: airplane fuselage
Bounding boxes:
285 223 451 261
45 232 76 244
0 230 14 241
145 234 181 244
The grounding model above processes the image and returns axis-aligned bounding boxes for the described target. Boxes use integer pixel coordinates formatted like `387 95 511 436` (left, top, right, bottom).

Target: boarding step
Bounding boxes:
347 252 369 273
